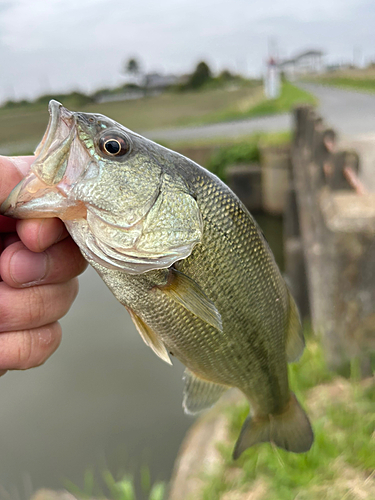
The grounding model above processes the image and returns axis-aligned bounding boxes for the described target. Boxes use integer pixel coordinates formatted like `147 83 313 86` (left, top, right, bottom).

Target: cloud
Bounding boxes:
0 0 374 102
0 0 365 51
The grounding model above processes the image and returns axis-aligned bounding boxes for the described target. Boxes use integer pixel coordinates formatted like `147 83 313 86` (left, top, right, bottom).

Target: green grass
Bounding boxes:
64 467 166 500
309 77 375 93
163 130 292 150
168 130 291 180
191 80 317 124
180 131 290 188
0 81 312 157
304 67 375 94
243 80 317 118
198 331 375 500
0 84 262 155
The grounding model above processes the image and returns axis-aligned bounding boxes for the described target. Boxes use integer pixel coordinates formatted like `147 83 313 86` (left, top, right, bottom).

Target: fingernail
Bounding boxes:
10 250 48 285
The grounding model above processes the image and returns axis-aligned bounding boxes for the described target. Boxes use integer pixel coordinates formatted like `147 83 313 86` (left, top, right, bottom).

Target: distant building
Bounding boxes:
279 50 325 80
95 72 185 104
122 72 184 91
144 72 181 90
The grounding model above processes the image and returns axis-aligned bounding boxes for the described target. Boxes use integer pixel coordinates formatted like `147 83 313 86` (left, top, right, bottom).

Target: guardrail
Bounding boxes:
287 105 374 377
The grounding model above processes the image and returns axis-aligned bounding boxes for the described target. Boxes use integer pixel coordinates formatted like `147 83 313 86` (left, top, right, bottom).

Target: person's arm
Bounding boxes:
0 156 87 376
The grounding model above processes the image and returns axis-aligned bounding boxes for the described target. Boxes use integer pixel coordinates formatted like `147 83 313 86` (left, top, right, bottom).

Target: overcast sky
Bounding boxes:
0 0 374 103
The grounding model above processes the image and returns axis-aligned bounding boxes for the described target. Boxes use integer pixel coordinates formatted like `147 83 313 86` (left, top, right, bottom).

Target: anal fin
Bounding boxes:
286 290 305 363
183 369 228 415
127 308 172 365
159 269 223 332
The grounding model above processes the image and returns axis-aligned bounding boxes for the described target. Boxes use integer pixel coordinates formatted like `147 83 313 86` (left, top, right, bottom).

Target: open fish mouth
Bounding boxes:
34 100 71 157
1 100 203 274
1 101 87 220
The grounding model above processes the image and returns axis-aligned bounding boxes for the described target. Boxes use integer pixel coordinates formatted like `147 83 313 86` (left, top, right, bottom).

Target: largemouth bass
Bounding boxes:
1 100 313 458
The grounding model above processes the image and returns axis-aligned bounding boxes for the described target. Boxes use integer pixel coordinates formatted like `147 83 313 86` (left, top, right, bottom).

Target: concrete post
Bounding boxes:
291 106 375 377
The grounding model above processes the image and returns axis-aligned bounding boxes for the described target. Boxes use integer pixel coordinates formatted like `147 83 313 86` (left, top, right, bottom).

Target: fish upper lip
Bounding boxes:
1 101 78 217
34 100 75 158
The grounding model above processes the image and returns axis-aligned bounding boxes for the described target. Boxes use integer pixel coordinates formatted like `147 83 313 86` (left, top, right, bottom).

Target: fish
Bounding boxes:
1 100 314 459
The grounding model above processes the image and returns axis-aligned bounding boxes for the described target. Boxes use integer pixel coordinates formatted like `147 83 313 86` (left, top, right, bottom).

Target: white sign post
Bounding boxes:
264 57 281 99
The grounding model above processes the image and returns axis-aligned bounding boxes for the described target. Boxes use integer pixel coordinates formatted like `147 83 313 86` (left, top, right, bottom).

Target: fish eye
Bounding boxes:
99 134 130 157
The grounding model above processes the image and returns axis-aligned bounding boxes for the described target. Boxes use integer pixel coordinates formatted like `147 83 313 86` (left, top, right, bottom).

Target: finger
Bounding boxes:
0 279 79 333
1 239 87 287
0 156 34 205
16 218 69 253
0 322 62 370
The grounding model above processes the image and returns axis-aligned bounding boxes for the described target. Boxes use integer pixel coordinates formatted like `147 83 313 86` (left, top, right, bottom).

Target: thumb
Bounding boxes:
0 156 34 205
0 156 35 232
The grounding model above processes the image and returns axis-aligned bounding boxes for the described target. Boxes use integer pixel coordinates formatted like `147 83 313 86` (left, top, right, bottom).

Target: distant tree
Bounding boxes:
187 61 212 89
218 69 234 81
35 91 93 107
124 58 140 76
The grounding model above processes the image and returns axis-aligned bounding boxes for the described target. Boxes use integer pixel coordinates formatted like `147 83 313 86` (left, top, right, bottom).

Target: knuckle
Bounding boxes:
0 301 14 331
26 286 49 324
17 330 34 369
17 323 61 370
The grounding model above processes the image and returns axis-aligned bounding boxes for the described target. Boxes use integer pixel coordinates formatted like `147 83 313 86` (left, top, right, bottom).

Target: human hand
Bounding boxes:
0 156 87 377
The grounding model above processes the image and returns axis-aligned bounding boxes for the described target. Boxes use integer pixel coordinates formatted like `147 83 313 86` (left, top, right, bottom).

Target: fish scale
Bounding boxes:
1 100 314 458
92 171 289 407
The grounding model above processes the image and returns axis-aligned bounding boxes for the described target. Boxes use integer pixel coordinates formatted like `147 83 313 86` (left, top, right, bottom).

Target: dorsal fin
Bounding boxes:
285 290 305 363
127 308 172 365
159 269 223 332
183 369 228 415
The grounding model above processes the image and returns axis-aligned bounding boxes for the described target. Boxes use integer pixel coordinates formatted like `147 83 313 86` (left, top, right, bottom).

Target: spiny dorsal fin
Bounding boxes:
127 308 172 365
183 369 228 415
285 290 305 363
233 392 314 459
160 269 223 332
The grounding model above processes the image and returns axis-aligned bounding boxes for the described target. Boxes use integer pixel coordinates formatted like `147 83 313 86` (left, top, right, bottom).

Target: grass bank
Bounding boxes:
306 68 375 93
198 332 375 500
192 80 317 125
0 82 313 156
0 82 262 155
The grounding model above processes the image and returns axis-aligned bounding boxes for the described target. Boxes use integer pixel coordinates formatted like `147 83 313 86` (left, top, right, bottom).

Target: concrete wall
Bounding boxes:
289 106 375 376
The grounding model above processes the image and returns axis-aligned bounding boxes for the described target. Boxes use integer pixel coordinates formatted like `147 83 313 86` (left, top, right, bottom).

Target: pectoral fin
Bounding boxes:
159 269 223 332
285 291 305 363
127 309 172 365
183 369 228 414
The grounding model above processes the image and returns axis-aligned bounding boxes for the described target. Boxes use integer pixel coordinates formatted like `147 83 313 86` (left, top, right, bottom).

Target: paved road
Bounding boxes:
2 83 375 498
143 113 291 142
300 83 375 137
142 83 375 142
296 84 375 191
144 83 375 191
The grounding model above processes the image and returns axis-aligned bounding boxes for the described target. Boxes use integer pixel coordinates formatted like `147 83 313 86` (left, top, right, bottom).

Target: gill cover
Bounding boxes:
69 174 203 274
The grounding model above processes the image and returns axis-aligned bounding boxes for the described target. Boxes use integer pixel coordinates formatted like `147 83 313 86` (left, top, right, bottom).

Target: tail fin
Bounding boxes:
233 393 313 459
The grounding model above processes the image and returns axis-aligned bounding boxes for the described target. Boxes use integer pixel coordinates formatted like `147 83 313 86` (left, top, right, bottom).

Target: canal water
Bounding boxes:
0 214 283 499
